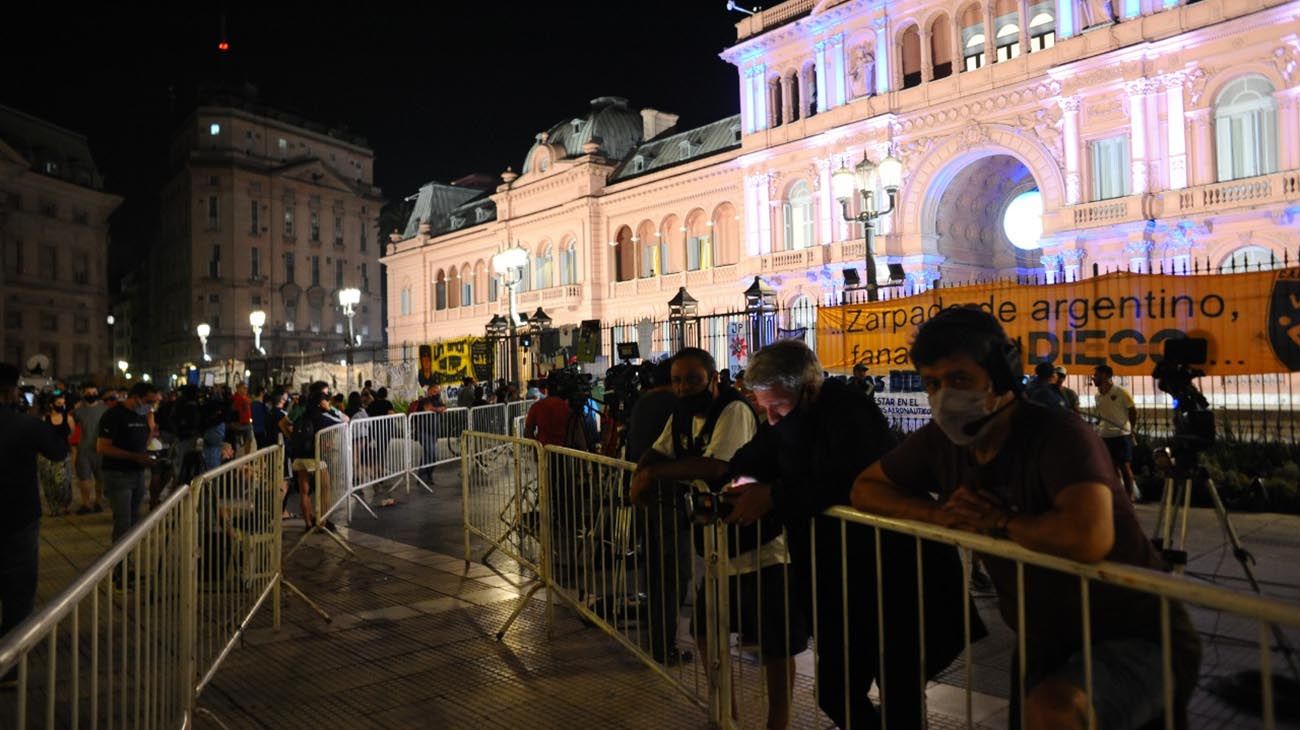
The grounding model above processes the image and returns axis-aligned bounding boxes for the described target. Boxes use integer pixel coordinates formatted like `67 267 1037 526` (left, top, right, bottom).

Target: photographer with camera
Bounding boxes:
722 339 972 730
629 348 801 730
851 308 1200 730
1091 365 1141 502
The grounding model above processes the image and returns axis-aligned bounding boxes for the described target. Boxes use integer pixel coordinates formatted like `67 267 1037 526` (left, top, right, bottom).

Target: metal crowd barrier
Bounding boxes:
468 403 508 434
512 414 526 437
408 407 470 489
348 413 425 514
505 399 534 430
456 431 1300 729
0 446 286 729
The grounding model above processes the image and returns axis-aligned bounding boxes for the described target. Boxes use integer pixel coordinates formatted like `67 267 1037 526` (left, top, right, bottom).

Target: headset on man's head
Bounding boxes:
920 306 1025 395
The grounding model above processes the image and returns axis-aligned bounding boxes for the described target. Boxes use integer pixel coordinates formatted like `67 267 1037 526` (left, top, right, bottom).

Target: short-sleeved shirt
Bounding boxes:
878 403 1170 650
74 401 109 454
98 405 151 473
1094 384 1134 437
525 396 571 447
231 394 252 426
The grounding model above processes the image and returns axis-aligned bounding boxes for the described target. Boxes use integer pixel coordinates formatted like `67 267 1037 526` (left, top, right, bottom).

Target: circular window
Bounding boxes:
1003 189 1043 250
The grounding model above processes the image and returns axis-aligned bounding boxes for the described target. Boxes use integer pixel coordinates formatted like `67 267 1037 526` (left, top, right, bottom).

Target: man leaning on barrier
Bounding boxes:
851 307 1201 730
723 339 977 730
629 347 805 730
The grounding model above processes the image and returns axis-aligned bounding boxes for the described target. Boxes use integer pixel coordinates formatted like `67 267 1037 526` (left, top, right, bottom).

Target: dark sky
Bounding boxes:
2 1 775 281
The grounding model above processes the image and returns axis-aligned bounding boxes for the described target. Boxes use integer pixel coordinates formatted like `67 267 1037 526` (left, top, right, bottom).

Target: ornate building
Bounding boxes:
384 0 1300 371
141 96 386 386
0 104 122 381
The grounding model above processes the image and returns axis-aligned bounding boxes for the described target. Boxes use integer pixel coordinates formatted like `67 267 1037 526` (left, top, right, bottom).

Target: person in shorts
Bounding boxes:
290 382 346 531
1092 365 1140 501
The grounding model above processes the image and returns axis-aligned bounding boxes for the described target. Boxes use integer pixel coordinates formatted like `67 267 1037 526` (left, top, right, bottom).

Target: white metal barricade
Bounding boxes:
0 446 287 730
468 403 508 434
506 398 535 430
347 413 422 519
512 414 527 437
408 407 470 489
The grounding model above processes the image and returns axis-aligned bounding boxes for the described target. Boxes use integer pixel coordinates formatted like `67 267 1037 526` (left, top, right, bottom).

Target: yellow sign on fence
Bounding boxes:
816 269 1300 376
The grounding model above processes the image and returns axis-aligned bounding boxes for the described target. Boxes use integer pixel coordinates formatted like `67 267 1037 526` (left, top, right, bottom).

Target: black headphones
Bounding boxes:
921 307 1024 395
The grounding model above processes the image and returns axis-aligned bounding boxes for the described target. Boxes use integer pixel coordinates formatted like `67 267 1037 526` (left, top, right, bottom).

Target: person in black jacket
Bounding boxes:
725 340 982 730
0 362 69 649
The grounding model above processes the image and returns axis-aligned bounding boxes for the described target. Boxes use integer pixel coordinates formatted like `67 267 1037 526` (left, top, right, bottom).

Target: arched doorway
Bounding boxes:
928 154 1044 282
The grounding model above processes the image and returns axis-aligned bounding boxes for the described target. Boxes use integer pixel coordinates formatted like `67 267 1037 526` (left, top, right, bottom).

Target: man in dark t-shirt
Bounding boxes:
851 307 1200 730
97 382 161 543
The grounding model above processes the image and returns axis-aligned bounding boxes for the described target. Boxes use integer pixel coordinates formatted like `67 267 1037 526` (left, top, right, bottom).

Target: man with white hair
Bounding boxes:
725 339 976 729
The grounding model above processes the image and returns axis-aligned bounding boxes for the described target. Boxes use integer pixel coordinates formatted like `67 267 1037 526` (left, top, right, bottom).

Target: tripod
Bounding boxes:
1150 446 1300 681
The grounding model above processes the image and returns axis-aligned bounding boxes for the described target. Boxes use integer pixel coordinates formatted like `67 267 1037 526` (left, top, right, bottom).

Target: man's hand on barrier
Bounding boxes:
629 467 658 507
722 479 772 526
941 485 1012 536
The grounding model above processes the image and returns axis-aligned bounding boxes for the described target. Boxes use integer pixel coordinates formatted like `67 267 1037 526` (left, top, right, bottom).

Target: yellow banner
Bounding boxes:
816 269 1300 376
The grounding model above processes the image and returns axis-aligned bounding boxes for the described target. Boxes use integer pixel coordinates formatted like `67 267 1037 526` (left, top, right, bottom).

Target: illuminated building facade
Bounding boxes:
384 0 1300 370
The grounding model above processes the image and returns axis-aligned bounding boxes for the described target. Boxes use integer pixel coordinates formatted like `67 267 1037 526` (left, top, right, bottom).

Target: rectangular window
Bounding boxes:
73 256 88 285
400 288 411 316
251 247 261 279
284 253 295 284
74 315 88 333
310 213 320 242
277 138 288 156
488 277 498 302
250 200 260 234
5 237 23 275
209 244 221 279
251 294 262 306
74 345 91 376
335 259 344 288
360 223 368 252
4 309 20 329
285 299 298 330
284 208 295 236
39 244 56 280
310 255 320 286
41 312 58 331
309 303 322 333
361 263 369 292
209 176 220 187
1090 135 1132 201
208 196 219 229
333 216 343 246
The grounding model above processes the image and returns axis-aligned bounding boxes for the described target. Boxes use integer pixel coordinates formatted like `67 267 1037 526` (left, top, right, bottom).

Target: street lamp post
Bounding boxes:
667 286 699 352
485 314 508 385
528 307 552 378
249 310 266 389
106 314 116 379
743 276 777 352
491 246 529 392
338 288 361 392
832 152 904 302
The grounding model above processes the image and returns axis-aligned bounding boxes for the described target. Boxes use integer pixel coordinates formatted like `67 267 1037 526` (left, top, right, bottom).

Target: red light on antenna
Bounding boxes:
218 41 230 52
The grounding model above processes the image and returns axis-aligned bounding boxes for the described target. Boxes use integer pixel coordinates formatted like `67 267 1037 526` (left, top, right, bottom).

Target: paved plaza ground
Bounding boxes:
28 466 1300 729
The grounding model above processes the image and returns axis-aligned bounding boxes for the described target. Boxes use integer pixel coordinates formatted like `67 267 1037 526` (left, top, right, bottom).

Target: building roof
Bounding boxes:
521 96 646 173
608 115 742 183
403 180 496 238
0 104 105 190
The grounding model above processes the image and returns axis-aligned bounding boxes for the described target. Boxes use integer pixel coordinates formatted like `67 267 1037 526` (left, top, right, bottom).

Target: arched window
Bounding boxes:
535 245 554 289
711 203 739 265
783 182 815 251
659 216 679 275
488 275 499 302
461 264 473 306
636 222 659 278
613 226 634 282
517 254 532 292
399 286 411 316
788 72 802 122
559 239 578 285
686 210 712 271
434 270 447 311
769 77 784 127
960 3 986 71
1027 2 1056 51
901 26 922 88
1215 75 1278 182
474 261 487 302
930 15 954 79
993 0 1021 62
1218 245 1275 272
803 64 818 117
447 268 460 308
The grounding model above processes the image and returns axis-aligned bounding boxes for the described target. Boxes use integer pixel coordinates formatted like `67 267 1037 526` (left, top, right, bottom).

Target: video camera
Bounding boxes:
546 366 594 413
1152 337 1215 454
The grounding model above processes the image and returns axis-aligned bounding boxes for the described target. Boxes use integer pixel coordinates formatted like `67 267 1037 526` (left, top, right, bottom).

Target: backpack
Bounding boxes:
290 410 319 459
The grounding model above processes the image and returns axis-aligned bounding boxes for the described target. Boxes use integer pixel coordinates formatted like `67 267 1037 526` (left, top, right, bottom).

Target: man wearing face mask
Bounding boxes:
851 307 1200 730
724 339 975 730
629 348 803 730
97 382 162 543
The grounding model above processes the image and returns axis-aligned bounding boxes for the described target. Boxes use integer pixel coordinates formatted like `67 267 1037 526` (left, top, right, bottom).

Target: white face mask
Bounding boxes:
927 387 995 446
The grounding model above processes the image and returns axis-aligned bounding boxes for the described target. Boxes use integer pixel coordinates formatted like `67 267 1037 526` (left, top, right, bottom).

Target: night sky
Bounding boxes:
2 2 774 285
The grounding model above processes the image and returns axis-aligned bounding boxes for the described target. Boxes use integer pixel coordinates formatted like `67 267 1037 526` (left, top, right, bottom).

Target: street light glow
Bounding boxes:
249 310 266 328
492 246 529 275
106 314 115 326
196 323 211 338
338 288 361 308
117 360 128 373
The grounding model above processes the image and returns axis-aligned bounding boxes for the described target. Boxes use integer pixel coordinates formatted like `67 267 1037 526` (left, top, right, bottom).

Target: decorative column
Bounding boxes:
741 66 754 134
921 27 934 81
1018 0 1031 55
751 64 768 132
817 158 835 244
815 41 829 114
1040 253 1062 284
1125 78 1156 195
1163 73 1189 190
1186 109 1213 187
983 3 996 66
831 34 847 107
1124 239 1155 273
757 172 774 254
1055 0 1076 39
1059 96 1082 204
1279 87 1300 172
744 174 761 256
873 17 892 93
1061 249 1087 282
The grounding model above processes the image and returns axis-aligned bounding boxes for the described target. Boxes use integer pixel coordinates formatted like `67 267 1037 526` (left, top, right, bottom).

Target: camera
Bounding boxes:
547 366 594 413
1152 337 1215 454
686 486 734 524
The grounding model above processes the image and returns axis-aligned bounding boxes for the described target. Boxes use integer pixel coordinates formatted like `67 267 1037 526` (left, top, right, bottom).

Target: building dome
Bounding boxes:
521 96 645 173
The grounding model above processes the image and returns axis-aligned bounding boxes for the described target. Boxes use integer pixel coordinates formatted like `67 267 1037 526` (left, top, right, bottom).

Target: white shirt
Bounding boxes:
650 400 787 575
1094 384 1135 437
